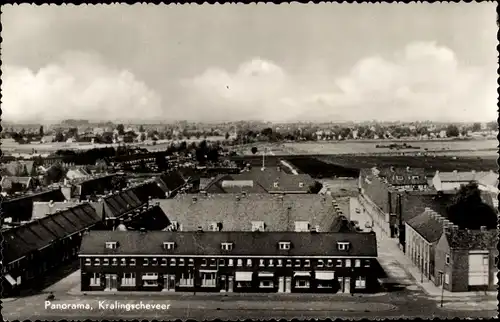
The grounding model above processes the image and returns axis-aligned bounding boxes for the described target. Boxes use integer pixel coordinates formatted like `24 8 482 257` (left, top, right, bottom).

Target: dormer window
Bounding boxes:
337 242 350 251
299 182 304 188
412 176 420 180
221 242 233 251
210 222 222 231
295 221 310 232
279 241 291 250
163 242 176 250
105 242 118 249
396 176 403 181
252 221 265 232
273 182 279 188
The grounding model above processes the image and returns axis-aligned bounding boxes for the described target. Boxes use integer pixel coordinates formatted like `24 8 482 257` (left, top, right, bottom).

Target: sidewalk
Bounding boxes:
357 194 496 301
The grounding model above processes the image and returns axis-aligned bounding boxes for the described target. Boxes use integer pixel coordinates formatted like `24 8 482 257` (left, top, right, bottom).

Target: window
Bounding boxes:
161 258 167 266
94 258 101 266
90 273 101 286
355 276 366 289
396 176 403 180
337 242 350 251
444 273 450 284
237 259 243 267
252 221 265 232
210 222 222 231
163 242 175 250
277 259 283 267
152 258 158 266
286 259 292 267
260 259 265 267
112 258 118 266
269 259 274 267
130 259 136 266
445 254 450 265
304 259 311 267
279 242 291 250
221 243 234 251
295 259 301 267
210 259 216 267
84 258 91 266
247 259 252 267
327 259 333 267
355 259 361 267
412 176 420 180
483 255 489 266
295 280 310 288
259 280 274 288
228 259 234 266
170 258 177 266
144 258 149 266
143 273 159 287
180 272 194 286
201 272 217 287
346 259 351 267
120 258 126 266
336 259 343 267
103 258 110 266
189 258 194 266
202 259 208 266
273 182 279 188
105 242 117 249
219 259 225 266
317 259 324 268
364 260 370 267
121 273 136 286
299 182 304 188
179 258 185 266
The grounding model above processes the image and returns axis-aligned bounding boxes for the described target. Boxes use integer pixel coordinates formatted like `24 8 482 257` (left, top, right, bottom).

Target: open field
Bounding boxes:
283 139 497 156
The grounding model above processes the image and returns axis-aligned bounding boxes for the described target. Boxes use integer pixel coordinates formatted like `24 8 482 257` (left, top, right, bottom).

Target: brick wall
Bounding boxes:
434 234 450 290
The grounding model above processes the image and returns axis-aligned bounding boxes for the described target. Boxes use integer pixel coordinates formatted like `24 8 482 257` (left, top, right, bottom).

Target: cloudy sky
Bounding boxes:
2 3 497 123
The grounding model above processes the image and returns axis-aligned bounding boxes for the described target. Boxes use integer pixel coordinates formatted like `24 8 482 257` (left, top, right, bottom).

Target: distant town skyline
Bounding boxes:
2 3 497 123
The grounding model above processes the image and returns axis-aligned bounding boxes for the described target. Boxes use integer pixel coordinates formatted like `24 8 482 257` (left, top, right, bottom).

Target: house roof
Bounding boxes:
436 171 496 183
130 180 166 203
406 209 444 243
378 167 427 186
123 205 171 231
156 193 340 232
32 201 81 220
445 228 498 250
476 171 498 187
329 216 358 233
79 230 378 257
158 171 186 192
3 203 101 263
1 188 67 222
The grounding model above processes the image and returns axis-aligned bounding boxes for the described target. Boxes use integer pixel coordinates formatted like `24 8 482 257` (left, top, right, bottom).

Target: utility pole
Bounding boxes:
440 269 445 307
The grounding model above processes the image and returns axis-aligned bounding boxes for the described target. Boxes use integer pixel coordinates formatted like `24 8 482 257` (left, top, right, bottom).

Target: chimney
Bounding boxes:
453 170 457 174
277 166 281 172
192 196 197 202
480 226 487 231
390 166 395 172
139 228 146 233
471 170 476 174
197 226 203 232
406 166 410 172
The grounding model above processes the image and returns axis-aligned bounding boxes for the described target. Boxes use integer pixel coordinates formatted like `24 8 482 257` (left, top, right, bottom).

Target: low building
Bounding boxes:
1 188 67 222
434 226 497 292
431 170 497 192
0 176 36 194
79 230 379 294
2 203 102 296
375 167 428 191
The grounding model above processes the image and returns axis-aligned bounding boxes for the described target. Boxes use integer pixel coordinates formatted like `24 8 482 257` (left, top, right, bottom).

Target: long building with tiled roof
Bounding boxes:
78 230 380 293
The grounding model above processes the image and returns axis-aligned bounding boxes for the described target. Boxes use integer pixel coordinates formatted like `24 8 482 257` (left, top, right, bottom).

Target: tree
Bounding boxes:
139 125 145 133
140 133 146 142
472 123 481 132
55 131 65 142
251 147 258 155
225 132 230 140
261 128 273 137
39 126 44 137
44 163 66 184
445 124 460 137
446 182 497 230
155 153 169 171
116 124 125 135
308 181 323 194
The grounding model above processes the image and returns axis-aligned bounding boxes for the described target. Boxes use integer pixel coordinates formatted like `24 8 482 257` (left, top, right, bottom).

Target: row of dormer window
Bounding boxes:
84 257 370 268
161 221 322 233
107 241 350 252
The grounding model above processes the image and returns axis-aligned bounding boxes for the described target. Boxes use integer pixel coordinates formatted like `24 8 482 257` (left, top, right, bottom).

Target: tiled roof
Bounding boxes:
406 209 444 243
445 228 498 250
1 176 33 187
476 171 498 187
3 203 101 263
156 194 339 232
1 188 67 221
124 205 171 231
159 170 186 192
130 181 166 202
79 230 378 257
32 201 81 220
329 216 358 233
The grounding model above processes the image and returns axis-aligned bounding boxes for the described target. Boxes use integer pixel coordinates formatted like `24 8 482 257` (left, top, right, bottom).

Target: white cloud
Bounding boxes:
184 42 497 122
2 51 163 123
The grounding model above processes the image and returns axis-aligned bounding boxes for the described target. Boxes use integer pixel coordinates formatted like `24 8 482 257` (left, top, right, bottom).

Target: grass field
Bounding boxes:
283 139 497 156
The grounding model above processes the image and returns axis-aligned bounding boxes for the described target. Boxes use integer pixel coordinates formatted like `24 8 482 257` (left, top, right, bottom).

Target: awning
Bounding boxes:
5 274 16 286
294 271 311 277
235 271 253 281
199 269 217 273
315 271 335 280
258 272 274 277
